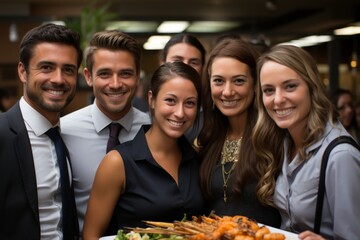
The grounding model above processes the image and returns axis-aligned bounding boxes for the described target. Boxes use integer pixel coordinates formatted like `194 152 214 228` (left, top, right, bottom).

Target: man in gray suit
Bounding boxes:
0 23 82 240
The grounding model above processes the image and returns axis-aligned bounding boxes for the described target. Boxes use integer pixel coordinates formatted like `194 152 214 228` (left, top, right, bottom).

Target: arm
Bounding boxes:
82 150 126 240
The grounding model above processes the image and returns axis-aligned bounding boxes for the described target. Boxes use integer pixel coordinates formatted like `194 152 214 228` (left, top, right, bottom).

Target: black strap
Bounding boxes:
314 136 360 233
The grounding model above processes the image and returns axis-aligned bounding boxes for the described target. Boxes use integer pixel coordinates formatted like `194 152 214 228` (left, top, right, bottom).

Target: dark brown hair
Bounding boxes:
19 23 82 72
197 39 273 204
149 61 202 125
84 30 142 75
160 34 206 66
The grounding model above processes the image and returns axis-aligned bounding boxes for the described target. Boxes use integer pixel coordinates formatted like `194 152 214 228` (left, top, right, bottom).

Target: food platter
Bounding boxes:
100 228 297 240
100 213 298 240
100 228 298 240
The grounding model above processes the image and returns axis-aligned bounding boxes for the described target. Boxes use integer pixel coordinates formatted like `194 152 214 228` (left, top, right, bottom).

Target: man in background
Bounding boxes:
0 87 18 112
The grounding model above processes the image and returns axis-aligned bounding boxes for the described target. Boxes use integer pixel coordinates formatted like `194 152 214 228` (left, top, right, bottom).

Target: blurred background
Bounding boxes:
0 0 359 114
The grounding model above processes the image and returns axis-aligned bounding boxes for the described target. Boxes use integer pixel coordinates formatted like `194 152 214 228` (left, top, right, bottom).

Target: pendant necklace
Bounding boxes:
221 137 242 203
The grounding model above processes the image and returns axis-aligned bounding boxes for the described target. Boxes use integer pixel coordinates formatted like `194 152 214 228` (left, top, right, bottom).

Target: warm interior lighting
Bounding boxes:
157 21 189 33
280 35 333 47
106 21 158 33
9 23 18 42
143 35 171 50
334 26 360 35
351 52 357 68
103 20 241 34
350 60 357 68
187 21 241 33
44 21 65 26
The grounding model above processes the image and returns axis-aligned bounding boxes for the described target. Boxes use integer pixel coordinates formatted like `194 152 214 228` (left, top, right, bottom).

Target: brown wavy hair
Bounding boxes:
253 45 337 179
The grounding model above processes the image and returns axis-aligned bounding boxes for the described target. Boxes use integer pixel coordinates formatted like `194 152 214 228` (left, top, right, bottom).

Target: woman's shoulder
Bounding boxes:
318 123 360 166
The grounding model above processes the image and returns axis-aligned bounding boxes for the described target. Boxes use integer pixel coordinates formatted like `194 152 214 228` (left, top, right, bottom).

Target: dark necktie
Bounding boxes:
45 127 78 240
106 123 122 153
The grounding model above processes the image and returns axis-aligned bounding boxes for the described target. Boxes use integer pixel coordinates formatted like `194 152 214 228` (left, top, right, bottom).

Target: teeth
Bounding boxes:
222 100 239 106
168 120 184 126
275 109 292 115
48 90 64 95
108 92 124 97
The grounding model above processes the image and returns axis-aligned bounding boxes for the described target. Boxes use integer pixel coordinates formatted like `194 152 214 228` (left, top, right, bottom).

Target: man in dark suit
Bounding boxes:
0 23 82 239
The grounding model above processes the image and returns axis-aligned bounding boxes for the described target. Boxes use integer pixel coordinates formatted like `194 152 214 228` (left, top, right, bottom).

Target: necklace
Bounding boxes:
221 137 242 203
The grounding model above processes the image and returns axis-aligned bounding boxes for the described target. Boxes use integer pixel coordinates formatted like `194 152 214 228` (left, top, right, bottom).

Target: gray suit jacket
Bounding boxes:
0 102 40 239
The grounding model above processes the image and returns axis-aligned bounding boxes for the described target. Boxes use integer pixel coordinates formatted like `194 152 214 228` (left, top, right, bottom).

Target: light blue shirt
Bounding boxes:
274 121 360 239
20 97 64 240
60 102 151 233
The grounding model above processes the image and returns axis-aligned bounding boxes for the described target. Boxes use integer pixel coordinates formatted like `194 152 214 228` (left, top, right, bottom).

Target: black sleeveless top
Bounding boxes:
209 162 281 228
105 125 206 235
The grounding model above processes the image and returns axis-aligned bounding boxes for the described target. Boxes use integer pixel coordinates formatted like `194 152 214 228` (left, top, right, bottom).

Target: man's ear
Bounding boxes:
18 62 27 84
83 68 93 87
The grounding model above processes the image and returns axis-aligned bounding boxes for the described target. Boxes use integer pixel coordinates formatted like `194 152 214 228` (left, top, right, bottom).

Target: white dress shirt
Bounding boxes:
60 102 151 233
20 97 64 240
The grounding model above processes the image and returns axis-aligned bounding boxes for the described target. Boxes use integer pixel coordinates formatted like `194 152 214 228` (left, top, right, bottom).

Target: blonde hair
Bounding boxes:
253 45 336 169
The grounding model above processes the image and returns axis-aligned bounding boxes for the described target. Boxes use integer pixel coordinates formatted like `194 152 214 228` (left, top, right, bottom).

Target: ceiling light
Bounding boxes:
106 21 158 33
187 21 241 33
280 35 333 47
44 21 65 26
334 26 360 35
9 23 18 42
157 21 189 33
143 35 171 50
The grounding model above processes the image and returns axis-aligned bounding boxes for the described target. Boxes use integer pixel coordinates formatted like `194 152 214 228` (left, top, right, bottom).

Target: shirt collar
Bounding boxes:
19 97 57 136
91 101 136 133
132 125 196 164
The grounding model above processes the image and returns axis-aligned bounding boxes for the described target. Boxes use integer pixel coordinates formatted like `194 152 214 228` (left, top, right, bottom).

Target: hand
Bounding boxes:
298 230 326 240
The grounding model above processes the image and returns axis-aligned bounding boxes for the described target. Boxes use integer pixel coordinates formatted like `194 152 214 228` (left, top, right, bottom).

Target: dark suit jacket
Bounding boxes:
0 102 78 239
0 102 40 239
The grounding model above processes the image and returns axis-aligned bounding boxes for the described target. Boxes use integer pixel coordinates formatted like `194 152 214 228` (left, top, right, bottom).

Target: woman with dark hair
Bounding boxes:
197 38 281 227
160 33 206 75
331 88 358 141
83 62 205 239
160 33 206 144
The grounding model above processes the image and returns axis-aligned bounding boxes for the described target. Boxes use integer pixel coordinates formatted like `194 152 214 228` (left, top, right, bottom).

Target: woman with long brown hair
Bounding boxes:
197 39 281 227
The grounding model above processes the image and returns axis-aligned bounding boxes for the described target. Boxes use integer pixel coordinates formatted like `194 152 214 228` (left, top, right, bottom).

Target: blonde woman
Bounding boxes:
253 44 360 239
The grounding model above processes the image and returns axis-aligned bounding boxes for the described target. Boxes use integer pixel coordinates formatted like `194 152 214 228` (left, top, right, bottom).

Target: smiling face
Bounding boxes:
336 92 354 129
210 57 254 120
18 42 78 123
148 77 198 139
164 43 203 74
260 60 311 134
84 49 139 120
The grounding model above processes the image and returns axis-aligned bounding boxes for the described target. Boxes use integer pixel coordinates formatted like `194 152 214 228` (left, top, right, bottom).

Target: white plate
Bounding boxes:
99 236 116 240
264 225 298 240
100 226 298 240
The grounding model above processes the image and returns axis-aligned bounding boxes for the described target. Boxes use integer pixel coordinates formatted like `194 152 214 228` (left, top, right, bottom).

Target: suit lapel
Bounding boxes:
8 103 40 222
